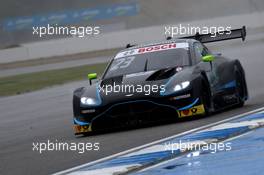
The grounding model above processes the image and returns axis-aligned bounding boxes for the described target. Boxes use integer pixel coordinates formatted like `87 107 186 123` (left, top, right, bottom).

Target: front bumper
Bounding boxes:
73 94 205 135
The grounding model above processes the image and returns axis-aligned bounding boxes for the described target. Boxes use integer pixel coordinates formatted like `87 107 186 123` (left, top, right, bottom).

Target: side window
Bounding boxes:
194 42 208 63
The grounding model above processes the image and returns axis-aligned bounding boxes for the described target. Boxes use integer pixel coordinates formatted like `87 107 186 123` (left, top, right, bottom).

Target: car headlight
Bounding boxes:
80 97 97 105
174 81 190 92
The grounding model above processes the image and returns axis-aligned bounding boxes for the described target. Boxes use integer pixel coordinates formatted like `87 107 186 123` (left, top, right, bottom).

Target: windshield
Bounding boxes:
104 44 190 78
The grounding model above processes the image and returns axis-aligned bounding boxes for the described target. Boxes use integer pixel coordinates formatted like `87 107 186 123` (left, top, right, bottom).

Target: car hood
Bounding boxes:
81 67 194 106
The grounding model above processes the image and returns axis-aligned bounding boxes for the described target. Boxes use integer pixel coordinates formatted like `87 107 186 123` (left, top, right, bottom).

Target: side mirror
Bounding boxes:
88 73 97 85
202 54 215 62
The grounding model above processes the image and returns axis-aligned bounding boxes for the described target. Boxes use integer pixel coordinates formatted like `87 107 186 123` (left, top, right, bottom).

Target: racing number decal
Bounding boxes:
120 56 135 69
109 59 123 71
110 56 135 71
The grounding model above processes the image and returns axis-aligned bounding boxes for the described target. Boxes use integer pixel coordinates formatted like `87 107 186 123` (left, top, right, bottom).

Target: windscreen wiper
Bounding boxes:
144 59 148 72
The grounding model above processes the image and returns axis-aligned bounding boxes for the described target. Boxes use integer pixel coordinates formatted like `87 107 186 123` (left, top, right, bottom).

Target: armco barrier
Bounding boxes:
1 12 264 63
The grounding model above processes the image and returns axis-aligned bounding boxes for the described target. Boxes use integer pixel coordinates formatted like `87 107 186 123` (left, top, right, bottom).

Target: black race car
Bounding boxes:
73 26 248 135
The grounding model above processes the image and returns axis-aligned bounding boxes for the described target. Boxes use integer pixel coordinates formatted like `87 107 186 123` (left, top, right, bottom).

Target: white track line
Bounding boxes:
54 106 264 175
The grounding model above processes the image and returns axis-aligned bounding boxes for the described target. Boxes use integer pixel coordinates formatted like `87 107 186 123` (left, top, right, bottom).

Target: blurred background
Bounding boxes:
1 0 264 48
1 1 264 175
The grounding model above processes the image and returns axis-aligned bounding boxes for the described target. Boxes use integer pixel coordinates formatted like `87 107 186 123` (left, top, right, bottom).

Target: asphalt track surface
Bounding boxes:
0 56 110 78
0 33 264 175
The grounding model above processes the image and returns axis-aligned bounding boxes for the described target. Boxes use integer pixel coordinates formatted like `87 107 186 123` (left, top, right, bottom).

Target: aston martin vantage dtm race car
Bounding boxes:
73 26 248 135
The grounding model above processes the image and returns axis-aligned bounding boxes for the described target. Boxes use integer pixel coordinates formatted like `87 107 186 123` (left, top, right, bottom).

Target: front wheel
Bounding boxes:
201 80 212 116
235 70 245 107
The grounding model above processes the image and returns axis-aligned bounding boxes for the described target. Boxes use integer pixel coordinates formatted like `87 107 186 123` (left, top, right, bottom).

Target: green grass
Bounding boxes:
0 63 107 97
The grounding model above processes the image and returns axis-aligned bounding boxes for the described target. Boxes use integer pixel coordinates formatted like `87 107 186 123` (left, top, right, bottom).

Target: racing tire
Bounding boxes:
201 79 212 116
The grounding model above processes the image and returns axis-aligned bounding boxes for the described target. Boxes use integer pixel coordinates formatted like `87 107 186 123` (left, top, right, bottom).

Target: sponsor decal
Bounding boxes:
115 42 189 59
74 125 92 133
179 104 205 118
170 94 191 100
81 109 96 114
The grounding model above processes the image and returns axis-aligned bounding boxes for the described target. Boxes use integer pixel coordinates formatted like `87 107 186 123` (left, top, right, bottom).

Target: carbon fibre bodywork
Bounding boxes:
72 38 248 135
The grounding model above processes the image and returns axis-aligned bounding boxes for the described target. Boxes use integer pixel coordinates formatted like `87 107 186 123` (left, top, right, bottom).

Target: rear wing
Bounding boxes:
167 26 246 43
